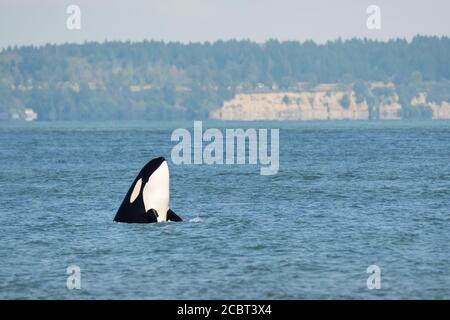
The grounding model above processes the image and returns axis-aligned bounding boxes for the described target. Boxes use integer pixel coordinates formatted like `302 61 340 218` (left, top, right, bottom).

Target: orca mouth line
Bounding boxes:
113 157 182 224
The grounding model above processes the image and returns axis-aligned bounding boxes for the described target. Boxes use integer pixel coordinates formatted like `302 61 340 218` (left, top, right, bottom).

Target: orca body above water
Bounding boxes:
114 157 182 223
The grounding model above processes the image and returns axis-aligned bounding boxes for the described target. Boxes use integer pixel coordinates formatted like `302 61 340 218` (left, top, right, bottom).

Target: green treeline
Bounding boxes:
1 36 450 120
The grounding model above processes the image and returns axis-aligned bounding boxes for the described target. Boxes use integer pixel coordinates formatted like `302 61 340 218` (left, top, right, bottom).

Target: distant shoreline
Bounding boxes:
1 36 449 121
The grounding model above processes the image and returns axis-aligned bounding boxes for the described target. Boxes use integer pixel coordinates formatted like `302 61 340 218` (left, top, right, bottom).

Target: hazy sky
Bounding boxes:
0 0 449 48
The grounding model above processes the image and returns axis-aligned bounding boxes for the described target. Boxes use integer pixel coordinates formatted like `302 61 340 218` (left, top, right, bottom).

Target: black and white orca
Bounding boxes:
114 157 182 223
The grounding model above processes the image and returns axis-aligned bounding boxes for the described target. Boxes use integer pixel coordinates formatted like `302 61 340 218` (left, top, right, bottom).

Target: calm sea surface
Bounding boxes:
0 121 449 299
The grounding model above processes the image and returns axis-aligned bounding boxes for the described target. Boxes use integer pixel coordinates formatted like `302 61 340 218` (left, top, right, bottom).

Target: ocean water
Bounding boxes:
0 120 449 299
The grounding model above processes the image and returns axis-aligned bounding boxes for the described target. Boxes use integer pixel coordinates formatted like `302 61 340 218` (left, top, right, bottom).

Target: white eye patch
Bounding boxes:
129 178 142 203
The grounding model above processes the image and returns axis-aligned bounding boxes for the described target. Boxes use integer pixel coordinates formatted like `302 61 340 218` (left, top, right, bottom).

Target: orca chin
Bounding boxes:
113 157 182 223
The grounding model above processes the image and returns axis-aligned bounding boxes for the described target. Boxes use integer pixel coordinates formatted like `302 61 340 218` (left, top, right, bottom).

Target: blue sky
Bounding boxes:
1 0 449 48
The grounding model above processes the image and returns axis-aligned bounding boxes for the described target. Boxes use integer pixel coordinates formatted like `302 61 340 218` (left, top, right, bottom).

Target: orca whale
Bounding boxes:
114 157 182 223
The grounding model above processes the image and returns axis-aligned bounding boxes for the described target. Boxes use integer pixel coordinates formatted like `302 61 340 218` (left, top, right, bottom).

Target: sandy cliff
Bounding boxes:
211 86 402 120
210 82 450 120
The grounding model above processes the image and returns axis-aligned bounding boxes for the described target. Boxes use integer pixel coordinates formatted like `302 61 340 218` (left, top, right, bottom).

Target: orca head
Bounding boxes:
129 156 166 203
114 156 181 223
